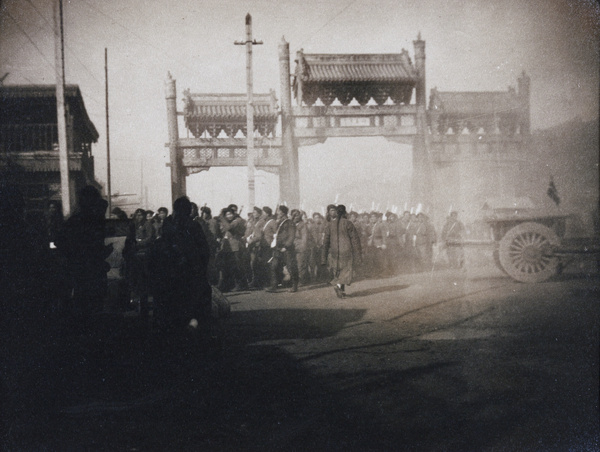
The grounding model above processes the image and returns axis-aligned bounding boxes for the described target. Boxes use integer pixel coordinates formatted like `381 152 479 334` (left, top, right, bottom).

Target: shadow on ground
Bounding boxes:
2 285 599 451
347 284 410 298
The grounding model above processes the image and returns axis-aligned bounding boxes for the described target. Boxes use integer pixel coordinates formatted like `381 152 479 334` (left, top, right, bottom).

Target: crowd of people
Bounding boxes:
1 181 466 330
115 199 465 300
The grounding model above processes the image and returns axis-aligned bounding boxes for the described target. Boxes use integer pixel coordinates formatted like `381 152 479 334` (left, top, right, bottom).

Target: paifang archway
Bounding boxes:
166 34 531 224
278 35 429 210
279 35 531 223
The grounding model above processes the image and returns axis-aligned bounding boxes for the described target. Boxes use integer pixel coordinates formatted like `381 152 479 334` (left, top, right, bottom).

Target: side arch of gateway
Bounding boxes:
165 34 531 224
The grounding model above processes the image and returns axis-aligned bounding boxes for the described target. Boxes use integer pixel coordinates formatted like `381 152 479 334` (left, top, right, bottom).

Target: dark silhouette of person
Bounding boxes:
149 196 212 336
55 185 110 324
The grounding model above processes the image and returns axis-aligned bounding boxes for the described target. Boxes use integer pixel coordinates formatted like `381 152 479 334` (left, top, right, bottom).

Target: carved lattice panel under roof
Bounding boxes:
293 52 419 107
183 91 278 138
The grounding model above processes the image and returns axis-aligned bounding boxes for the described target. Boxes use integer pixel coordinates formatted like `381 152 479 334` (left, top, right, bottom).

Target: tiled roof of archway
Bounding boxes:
429 91 521 116
296 53 418 83
183 92 278 121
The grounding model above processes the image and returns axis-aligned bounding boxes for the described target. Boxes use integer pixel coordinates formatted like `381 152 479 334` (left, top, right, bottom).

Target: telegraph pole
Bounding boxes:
235 13 262 209
105 48 112 216
54 0 70 216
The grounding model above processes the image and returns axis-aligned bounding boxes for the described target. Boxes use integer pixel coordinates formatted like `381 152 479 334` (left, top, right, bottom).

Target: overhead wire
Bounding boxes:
3 10 55 72
79 0 201 78
2 2 104 108
299 0 359 48
22 0 103 88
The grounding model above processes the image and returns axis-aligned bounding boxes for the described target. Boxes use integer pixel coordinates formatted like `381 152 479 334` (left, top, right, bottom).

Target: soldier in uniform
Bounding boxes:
441 211 465 269
291 209 310 286
246 207 266 289
397 210 411 273
265 206 298 293
385 212 401 276
367 211 387 277
414 213 436 272
308 212 326 283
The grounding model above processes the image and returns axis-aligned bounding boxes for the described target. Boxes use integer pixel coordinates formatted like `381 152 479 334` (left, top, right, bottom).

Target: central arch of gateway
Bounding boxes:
165 34 531 223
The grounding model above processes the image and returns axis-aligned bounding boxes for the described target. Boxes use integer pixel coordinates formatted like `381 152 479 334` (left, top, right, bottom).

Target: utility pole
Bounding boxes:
235 13 262 209
54 0 70 216
105 48 112 216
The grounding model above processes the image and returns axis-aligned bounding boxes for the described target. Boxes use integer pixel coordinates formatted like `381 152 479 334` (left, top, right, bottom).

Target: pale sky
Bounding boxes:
1 0 598 213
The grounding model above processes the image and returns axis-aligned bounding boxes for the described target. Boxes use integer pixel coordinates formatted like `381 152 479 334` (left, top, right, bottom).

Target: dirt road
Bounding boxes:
3 263 599 451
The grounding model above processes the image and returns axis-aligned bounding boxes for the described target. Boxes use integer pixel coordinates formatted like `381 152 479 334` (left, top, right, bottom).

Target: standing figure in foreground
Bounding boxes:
322 204 362 299
56 185 110 321
150 196 211 334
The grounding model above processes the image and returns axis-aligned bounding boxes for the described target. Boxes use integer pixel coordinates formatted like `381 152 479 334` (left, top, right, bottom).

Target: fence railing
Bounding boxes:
0 124 58 153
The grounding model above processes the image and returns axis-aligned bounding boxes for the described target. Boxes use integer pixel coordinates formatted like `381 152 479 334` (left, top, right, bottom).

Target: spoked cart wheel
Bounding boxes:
493 249 508 275
498 222 560 283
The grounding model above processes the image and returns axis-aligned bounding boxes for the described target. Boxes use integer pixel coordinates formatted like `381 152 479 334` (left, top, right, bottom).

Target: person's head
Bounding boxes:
402 210 410 219
133 208 146 224
173 196 192 220
290 209 302 223
78 185 107 217
262 206 273 218
369 212 378 224
200 206 212 220
277 205 289 220
111 206 127 220
145 210 154 221
312 212 323 223
157 207 168 220
327 204 337 220
223 207 235 222
190 202 199 218
336 204 347 219
227 204 238 215
252 206 262 220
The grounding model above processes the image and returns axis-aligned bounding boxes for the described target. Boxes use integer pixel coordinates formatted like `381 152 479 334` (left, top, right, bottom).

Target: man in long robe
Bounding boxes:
322 205 362 298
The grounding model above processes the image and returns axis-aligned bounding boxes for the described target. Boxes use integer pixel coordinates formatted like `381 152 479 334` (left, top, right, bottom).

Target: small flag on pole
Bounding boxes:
547 176 560 206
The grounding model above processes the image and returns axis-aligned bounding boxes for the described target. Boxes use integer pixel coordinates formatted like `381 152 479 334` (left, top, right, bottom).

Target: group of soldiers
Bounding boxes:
1 179 466 335
128 203 465 299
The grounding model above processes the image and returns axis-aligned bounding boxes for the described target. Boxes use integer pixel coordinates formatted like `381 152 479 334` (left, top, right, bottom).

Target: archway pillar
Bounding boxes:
165 73 186 204
279 37 300 207
411 105 433 210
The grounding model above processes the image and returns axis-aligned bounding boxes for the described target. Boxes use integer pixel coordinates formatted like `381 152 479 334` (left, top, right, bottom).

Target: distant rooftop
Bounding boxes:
0 84 99 141
430 90 521 116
